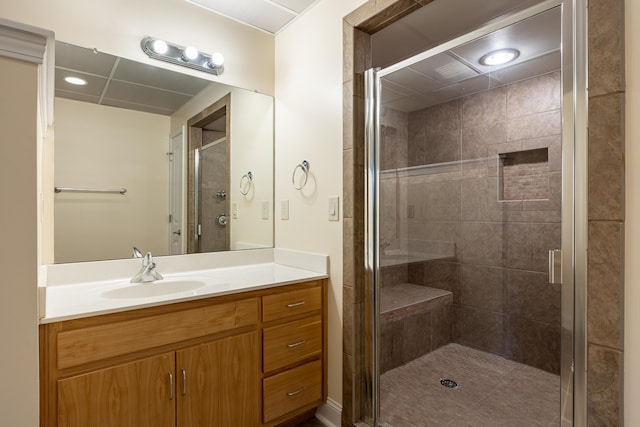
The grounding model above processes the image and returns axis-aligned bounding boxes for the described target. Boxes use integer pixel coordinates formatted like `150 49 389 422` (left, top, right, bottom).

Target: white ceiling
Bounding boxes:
55 42 212 115
55 0 562 116
185 0 320 34
376 4 562 112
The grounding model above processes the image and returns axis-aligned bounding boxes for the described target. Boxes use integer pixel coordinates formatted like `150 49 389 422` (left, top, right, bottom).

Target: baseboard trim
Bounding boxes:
315 398 342 427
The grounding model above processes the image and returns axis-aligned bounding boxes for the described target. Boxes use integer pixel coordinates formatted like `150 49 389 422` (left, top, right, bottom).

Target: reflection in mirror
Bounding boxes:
53 41 274 263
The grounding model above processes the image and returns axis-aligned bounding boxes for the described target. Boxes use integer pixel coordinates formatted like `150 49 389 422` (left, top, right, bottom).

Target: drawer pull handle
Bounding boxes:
287 387 305 397
287 339 305 348
168 372 174 400
287 301 305 308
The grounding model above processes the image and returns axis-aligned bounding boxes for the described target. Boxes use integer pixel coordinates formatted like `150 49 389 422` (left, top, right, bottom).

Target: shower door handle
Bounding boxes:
548 249 562 285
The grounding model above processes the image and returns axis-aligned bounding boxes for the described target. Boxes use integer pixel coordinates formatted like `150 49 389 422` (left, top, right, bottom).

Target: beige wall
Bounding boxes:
0 55 40 426
274 0 368 406
0 0 274 95
230 88 274 249
626 0 640 423
54 98 171 262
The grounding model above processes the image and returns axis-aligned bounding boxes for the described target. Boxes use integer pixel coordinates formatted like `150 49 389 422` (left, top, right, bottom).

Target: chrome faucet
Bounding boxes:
130 252 164 283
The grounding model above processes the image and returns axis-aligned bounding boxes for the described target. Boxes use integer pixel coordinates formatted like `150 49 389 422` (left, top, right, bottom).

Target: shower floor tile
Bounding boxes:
380 343 560 427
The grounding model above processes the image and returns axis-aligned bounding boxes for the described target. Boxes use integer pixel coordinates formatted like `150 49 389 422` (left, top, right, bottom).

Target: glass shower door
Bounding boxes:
195 139 229 253
365 1 577 425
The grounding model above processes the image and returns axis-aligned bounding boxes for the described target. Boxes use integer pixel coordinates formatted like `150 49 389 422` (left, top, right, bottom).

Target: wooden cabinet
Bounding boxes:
261 282 326 425
58 353 175 427
177 332 258 426
40 279 326 427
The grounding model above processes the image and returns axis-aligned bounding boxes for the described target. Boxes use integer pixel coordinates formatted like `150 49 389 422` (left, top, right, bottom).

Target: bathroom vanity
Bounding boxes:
39 250 328 427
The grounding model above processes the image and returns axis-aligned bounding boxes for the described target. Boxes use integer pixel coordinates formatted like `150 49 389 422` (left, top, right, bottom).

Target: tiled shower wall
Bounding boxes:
343 0 625 425
198 135 228 252
379 71 562 374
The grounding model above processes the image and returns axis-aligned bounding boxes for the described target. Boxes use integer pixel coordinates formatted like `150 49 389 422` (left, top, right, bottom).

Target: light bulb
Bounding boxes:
209 52 224 68
151 39 168 55
183 46 199 61
64 76 87 86
479 48 520 66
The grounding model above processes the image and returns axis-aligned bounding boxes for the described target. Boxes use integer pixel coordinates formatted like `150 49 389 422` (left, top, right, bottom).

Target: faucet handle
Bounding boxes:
142 252 153 266
132 247 143 258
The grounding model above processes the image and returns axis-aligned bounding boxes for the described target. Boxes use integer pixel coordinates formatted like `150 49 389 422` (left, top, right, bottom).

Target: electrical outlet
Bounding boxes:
328 196 339 221
261 201 269 220
280 200 289 220
232 202 238 219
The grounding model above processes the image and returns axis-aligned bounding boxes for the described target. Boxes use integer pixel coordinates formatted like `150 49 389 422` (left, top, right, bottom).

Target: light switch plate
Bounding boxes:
261 201 269 220
328 196 339 221
232 202 238 219
280 200 289 220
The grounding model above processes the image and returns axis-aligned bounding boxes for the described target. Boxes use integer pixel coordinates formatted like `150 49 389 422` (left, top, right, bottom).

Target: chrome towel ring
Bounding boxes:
292 160 310 190
240 171 253 195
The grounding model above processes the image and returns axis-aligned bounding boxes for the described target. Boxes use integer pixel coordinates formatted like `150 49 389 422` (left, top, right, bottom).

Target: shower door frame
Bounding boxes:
363 0 588 425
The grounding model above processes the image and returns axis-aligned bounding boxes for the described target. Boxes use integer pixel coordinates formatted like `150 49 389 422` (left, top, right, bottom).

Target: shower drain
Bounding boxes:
440 378 458 389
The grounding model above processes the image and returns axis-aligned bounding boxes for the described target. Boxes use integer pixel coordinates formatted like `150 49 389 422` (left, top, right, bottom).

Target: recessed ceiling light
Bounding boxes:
479 48 520 66
64 76 87 86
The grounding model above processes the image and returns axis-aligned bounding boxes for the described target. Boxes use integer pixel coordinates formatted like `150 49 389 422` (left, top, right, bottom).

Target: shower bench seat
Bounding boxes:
380 283 453 373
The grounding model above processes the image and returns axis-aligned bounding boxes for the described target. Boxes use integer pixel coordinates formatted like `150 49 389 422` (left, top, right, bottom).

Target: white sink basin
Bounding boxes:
101 279 207 299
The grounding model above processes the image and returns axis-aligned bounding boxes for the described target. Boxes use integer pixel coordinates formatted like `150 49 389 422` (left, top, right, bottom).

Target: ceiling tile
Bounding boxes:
384 68 442 94
100 98 177 116
371 0 542 68
186 0 296 34
451 7 561 74
103 80 192 112
112 58 211 96
56 42 117 77
380 82 410 105
489 51 560 85
410 53 479 84
55 69 108 97
269 0 316 14
55 90 101 105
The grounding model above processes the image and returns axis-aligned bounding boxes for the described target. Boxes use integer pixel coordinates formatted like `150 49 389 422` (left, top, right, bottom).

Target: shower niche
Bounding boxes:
498 147 550 201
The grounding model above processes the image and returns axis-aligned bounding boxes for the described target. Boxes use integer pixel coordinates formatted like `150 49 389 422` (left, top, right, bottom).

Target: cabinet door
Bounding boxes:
177 331 259 426
58 353 175 427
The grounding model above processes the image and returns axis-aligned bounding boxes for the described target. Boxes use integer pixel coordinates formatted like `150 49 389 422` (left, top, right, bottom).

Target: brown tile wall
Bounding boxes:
383 71 562 374
586 0 625 424
198 142 229 252
342 0 625 425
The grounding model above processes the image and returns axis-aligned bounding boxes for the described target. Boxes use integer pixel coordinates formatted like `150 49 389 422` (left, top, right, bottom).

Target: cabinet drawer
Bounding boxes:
262 285 321 322
57 298 258 369
263 360 322 423
263 315 321 373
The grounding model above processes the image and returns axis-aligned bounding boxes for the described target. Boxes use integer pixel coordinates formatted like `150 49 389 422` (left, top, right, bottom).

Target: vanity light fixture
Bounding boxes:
151 39 168 55
64 76 87 85
479 48 520 66
140 37 224 75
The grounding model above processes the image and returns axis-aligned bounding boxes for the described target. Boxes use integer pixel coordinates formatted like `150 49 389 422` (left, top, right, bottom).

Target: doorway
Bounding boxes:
187 94 231 253
363 1 583 425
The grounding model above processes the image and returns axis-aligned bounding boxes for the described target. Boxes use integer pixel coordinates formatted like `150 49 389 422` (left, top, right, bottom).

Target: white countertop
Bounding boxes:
40 249 328 324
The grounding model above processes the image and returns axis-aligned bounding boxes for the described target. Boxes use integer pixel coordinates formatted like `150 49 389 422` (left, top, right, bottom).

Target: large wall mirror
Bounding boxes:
52 41 274 263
